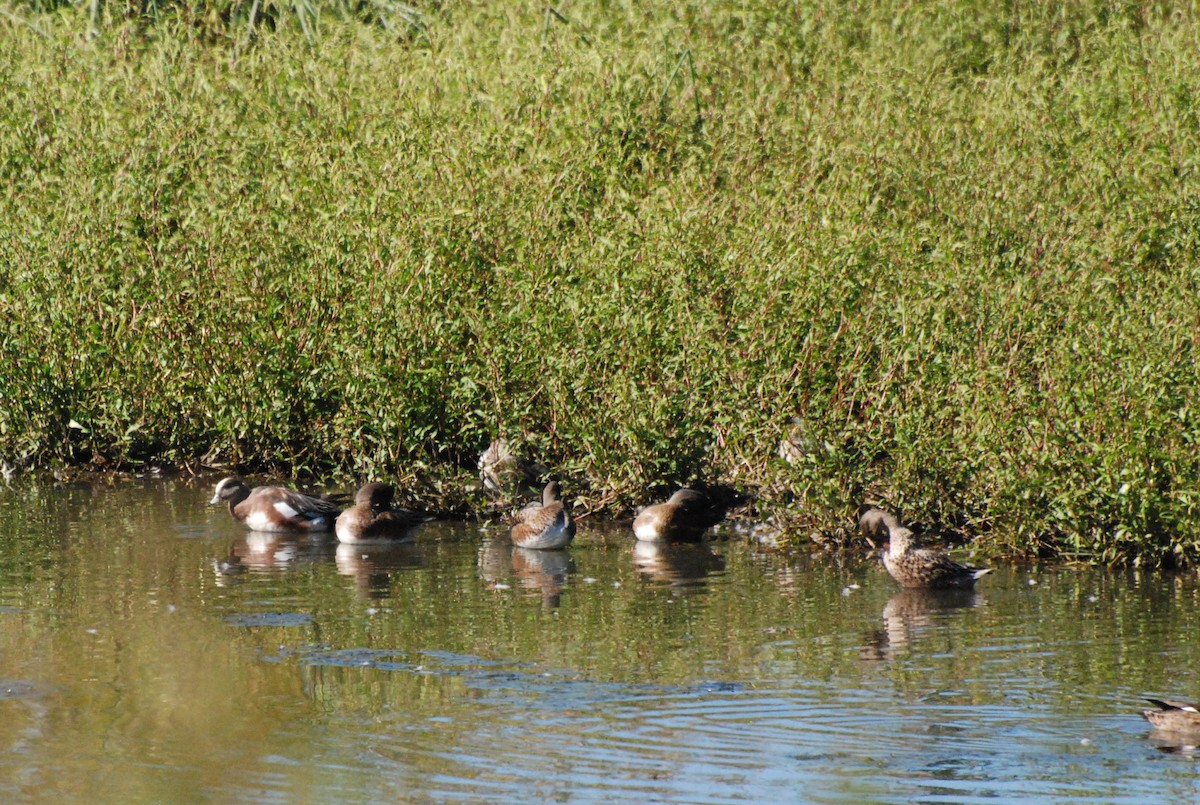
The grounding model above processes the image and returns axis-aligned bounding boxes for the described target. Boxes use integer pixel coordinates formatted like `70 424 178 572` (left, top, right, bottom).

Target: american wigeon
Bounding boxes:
510 481 575 550
478 437 548 497
633 488 727 542
1143 699 1200 734
859 507 991 589
335 482 431 545
210 476 341 533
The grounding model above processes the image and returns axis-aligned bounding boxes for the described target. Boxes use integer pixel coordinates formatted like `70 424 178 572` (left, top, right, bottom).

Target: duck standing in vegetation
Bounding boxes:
1142 699 1200 735
478 437 548 497
210 476 343 532
510 481 575 550
633 488 728 543
335 482 431 545
859 507 991 589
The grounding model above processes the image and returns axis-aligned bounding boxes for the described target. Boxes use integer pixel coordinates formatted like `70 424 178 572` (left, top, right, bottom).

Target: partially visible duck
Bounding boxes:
479 437 548 497
777 417 813 465
210 477 341 532
859 507 991 589
335 482 431 545
633 488 727 543
1143 699 1200 735
510 481 575 550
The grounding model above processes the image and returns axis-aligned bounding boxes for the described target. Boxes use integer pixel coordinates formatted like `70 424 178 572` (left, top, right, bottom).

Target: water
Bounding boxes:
0 477 1198 803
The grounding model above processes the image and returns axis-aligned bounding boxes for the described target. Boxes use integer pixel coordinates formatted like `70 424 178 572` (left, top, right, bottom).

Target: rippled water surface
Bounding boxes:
1 478 1199 803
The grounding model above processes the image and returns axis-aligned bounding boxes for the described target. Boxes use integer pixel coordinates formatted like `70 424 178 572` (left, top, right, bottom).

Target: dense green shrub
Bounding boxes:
3 1 1200 563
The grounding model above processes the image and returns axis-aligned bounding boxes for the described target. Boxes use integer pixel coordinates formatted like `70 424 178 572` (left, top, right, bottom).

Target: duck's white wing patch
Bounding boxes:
274 500 301 519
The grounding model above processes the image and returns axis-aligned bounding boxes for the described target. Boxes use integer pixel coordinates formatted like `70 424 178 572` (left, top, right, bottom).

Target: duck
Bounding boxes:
633 488 728 542
210 476 342 533
777 417 813 465
510 481 575 550
335 482 431 545
478 437 548 497
859 507 991 589
1143 699 1200 735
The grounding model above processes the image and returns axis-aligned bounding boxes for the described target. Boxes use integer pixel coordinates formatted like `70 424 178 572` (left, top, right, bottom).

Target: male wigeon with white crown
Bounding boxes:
210 476 342 532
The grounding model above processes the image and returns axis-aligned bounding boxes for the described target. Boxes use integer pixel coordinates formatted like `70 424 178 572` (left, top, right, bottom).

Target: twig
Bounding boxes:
544 5 591 47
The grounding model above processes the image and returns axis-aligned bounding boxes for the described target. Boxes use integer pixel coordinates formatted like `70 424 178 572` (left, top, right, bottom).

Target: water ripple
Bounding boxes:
223 612 312 627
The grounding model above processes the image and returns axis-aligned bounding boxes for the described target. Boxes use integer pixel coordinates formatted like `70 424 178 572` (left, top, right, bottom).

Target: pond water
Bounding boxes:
0 477 1198 803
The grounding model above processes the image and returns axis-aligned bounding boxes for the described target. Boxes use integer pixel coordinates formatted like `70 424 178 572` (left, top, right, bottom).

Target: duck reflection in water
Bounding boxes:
212 533 308 584
862 587 986 660
335 542 424 599
478 537 574 611
633 541 726 596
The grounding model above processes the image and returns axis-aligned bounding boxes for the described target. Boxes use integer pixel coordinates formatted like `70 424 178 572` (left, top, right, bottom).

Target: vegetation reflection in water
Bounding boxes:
1 479 1200 803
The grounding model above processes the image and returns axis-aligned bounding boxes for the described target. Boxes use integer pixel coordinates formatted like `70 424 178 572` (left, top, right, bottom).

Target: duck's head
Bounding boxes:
355 482 395 512
668 488 709 507
210 477 248 505
858 507 902 548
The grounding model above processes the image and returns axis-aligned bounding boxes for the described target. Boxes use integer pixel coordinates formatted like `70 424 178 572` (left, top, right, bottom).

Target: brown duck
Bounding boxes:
859 507 991 589
335 482 431 545
210 477 342 533
633 488 727 542
511 481 576 550
478 437 548 497
1143 699 1200 735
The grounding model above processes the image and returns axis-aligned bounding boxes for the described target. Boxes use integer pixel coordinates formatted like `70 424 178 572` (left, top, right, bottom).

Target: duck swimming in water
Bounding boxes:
1143 699 1200 735
860 507 990 589
510 481 576 550
335 482 431 545
210 477 342 533
632 488 728 543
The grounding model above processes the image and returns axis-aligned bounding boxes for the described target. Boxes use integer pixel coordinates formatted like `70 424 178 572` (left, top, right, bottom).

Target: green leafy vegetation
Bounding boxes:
3 1 1200 564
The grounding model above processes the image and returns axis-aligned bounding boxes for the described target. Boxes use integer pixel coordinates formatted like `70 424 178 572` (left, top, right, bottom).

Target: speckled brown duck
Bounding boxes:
859 507 991 589
510 481 576 550
1143 699 1200 735
633 488 727 543
478 438 548 497
335 482 432 545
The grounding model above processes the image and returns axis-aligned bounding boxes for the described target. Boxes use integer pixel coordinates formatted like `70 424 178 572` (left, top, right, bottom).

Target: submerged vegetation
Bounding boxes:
2 1 1200 564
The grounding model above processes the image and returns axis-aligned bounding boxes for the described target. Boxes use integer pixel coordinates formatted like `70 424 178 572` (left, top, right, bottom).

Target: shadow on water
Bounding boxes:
2 479 1200 803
